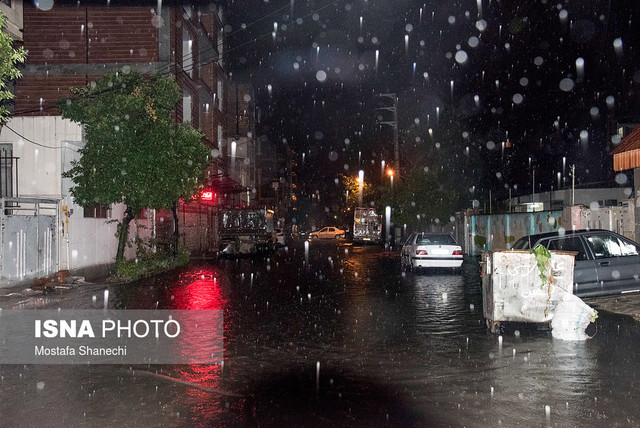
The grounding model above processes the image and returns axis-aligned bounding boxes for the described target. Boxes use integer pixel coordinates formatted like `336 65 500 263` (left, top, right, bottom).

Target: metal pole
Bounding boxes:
571 164 575 205
393 96 399 173
532 169 535 203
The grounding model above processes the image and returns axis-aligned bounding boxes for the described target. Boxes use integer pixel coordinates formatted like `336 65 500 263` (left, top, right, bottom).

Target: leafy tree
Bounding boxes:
0 11 27 123
379 166 457 229
341 173 375 209
59 71 210 265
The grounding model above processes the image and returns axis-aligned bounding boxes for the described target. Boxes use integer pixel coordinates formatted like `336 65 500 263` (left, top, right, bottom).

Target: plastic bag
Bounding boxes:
551 292 597 341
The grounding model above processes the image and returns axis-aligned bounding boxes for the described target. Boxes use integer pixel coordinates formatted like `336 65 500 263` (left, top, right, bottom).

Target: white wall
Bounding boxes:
0 116 150 276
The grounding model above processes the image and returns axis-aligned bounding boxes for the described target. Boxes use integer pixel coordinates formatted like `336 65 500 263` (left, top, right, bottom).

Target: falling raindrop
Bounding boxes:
559 78 575 92
613 38 623 57
606 95 615 109
455 50 468 64
316 70 327 82
576 57 585 79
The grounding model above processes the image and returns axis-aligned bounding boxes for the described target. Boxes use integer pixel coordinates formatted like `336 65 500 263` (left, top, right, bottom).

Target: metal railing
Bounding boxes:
0 154 18 198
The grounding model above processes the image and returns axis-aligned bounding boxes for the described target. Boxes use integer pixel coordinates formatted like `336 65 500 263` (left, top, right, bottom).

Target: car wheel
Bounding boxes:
312 235 318 240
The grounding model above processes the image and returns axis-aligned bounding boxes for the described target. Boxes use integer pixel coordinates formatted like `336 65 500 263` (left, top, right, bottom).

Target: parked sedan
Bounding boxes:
401 232 463 272
512 229 640 298
309 227 346 240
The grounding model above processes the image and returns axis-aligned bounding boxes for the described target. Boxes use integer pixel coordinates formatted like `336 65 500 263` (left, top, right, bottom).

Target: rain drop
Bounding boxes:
316 70 327 82
559 78 575 92
455 50 468 64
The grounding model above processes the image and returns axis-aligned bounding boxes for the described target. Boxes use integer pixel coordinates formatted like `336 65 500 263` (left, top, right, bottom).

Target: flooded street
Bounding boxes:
1 242 639 427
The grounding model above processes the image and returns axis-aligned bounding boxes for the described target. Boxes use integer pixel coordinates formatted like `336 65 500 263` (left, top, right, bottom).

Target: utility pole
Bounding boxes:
570 164 576 205
376 93 400 175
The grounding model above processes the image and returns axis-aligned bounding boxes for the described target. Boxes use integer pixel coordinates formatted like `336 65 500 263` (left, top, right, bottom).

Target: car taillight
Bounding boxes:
416 250 428 255
452 250 463 255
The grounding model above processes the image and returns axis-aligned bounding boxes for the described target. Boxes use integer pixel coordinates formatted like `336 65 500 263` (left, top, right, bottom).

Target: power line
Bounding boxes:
2 124 77 150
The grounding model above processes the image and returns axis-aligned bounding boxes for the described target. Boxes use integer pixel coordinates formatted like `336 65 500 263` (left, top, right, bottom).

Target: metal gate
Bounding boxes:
1 198 58 281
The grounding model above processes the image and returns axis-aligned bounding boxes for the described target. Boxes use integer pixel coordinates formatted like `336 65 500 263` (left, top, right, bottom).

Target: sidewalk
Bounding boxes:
584 294 640 321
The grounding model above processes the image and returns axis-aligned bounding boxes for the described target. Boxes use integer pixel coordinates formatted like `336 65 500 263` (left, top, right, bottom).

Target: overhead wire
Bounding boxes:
2 123 76 150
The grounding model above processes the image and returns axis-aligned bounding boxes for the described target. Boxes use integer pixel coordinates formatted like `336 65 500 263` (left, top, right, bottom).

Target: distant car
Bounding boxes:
401 232 463 272
512 229 640 298
275 228 286 246
309 227 346 240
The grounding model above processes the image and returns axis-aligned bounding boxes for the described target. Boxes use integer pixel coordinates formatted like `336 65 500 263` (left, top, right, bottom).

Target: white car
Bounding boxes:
400 232 463 272
309 227 346 240
274 228 286 246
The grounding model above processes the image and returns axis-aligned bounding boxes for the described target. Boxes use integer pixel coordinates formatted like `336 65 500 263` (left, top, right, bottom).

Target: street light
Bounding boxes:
387 168 394 190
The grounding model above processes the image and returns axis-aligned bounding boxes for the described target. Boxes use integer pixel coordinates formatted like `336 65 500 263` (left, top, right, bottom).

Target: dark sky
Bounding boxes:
226 0 640 211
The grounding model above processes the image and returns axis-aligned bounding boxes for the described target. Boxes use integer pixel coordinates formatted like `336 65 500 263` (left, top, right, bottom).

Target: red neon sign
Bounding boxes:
201 191 214 201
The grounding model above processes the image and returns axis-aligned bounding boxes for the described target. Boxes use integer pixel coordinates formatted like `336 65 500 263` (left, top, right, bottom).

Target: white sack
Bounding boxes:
551 292 596 341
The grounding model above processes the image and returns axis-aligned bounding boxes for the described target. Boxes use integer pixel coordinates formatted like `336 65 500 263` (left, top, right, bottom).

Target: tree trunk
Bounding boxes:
172 201 179 259
115 206 134 266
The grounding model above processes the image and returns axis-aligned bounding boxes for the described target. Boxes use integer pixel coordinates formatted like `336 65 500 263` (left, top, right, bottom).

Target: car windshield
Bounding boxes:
416 234 456 245
512 238 532 250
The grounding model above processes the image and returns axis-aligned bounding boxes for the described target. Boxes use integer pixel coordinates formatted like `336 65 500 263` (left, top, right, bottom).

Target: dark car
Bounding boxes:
512 229 640 298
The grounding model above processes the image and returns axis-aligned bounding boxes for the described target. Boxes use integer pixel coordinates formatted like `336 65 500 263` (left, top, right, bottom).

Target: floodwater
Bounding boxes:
1 242 639 427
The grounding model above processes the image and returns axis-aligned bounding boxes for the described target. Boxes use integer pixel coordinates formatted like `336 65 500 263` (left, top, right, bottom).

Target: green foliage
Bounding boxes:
113 238 190 280
0 11 27 124
531 244 552 285
59 71 209 264
378 166 457 228
342 174 375 208
59 71 209 214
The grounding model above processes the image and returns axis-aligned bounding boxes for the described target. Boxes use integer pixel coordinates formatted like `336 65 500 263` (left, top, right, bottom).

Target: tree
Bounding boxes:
379 166 458 229
341 173 375 209
0 11 27 124
59 71 210 265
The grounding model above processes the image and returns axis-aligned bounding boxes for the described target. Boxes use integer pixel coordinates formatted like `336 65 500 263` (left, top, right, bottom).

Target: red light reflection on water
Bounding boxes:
169 269 225 310
156 269 239 423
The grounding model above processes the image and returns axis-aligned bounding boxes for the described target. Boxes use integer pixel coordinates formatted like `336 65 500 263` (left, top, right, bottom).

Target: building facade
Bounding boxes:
0 1 234 283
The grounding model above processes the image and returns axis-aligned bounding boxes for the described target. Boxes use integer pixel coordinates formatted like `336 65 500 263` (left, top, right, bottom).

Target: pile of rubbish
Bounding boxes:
31 270 78 292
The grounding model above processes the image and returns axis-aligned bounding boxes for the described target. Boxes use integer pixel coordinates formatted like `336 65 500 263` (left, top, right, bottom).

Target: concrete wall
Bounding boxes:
457 210 564 256
455 202 636 256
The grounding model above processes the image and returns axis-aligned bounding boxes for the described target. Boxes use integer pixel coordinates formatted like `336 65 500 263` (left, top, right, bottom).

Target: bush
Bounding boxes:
113 240 190 280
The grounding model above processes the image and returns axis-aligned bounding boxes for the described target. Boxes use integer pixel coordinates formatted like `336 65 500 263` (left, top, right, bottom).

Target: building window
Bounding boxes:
217 80 223 111
183 92 192 123
0 144 14 198
182 28 193 78
217 125 222 150
83 205 109 218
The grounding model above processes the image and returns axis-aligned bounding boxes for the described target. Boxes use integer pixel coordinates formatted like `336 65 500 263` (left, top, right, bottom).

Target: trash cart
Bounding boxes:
481 250 576 333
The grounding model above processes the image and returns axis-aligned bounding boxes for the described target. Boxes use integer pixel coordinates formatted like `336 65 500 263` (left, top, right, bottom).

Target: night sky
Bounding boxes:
226 0 640 219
